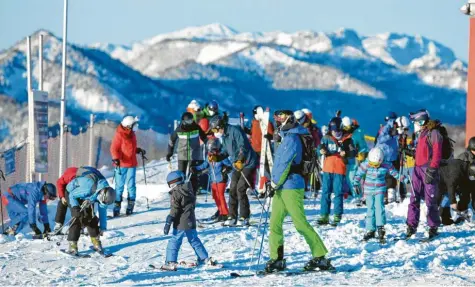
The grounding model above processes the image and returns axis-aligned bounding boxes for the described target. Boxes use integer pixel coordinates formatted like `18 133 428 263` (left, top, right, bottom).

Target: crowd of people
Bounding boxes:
1 99 475 274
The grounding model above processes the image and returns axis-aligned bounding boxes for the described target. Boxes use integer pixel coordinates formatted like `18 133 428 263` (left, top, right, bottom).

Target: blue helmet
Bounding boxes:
43 183 57 200
166 170 185 188
208 100 219 112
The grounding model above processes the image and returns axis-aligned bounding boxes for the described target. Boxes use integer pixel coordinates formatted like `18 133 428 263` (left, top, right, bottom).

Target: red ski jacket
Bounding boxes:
249 119 274 153
57 167 78 198
110 125 138 168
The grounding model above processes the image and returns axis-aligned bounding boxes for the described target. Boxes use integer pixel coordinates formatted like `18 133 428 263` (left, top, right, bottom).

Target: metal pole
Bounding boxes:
26 36 33 183
58 0 68 177
88 114 94 166
38 34 43 182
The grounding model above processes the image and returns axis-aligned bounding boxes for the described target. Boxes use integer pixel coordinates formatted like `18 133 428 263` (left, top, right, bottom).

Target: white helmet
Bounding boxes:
188 100 201 112
342 116 352 128
368 147 384 167
294 110 306 124
301 108 312 115
321 125 329 135
121 116 139 129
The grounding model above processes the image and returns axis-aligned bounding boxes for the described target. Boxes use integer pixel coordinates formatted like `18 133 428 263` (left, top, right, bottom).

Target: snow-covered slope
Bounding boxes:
1 160 475 286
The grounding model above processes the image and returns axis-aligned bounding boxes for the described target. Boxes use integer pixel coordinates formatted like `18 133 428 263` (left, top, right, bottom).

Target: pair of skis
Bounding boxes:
59 246 113 258
255 108 273 194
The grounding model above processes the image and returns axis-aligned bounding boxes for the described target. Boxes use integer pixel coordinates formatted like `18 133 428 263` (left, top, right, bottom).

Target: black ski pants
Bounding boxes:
55 191 69 225
67 201 100 241
229 167 253 219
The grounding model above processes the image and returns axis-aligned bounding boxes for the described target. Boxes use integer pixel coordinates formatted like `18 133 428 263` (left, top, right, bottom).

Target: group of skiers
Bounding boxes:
2 98 475 274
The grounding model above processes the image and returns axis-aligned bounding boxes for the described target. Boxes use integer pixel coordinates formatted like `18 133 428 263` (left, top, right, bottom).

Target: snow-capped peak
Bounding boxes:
143 23 238 46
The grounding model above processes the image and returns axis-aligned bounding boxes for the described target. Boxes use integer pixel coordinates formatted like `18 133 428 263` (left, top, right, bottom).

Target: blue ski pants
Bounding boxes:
365 193 386 231
114 167 137 202
166 229 208 263
320 173 344 217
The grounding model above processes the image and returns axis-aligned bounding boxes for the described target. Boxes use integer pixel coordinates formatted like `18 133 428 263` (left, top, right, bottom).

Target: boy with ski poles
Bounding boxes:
353 147 408 243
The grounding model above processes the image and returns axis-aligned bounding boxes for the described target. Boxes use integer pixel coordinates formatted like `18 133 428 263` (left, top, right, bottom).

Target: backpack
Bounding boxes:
298 134 318 176
427 120 455 161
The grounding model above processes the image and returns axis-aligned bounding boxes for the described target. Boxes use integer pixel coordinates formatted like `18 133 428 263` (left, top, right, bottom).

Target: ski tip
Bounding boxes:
230 272 241 278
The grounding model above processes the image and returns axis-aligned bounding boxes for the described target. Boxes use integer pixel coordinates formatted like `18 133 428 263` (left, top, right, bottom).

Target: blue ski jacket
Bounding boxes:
8 182 49 225
66 167 109 230
271 125 307 190
376 119 399 162
195 158 232 183
221 124 257 169
353 161 400 195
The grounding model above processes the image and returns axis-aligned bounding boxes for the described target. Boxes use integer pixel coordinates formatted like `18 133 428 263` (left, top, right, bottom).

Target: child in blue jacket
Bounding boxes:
353 147 407 242
3 182 57 236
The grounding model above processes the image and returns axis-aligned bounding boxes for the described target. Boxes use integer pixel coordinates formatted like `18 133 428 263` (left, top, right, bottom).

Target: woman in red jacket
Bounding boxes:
110 116 146 217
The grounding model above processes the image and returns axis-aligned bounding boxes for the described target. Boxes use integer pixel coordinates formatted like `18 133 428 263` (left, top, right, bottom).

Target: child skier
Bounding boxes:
353 147 407 242
162 170 220 271
191 139 232 223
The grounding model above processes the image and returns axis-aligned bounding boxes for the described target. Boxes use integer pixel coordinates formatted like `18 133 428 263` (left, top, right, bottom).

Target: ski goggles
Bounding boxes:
368 161 381 168
182 118 194 125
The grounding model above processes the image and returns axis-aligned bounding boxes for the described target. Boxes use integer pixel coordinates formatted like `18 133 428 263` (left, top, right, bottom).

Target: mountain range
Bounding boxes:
0 23 467 148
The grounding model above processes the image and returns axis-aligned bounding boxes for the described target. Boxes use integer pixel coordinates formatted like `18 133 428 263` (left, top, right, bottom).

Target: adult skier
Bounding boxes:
166 112 208 193
209 115 257 226
264 112 333 273
161 170 219 270
317 117 356 226
66 167 115 255
406 109 443 240
458 136 475 164
53 166 78 234
3 182 57 236
110 115 146 217
187 100 208 134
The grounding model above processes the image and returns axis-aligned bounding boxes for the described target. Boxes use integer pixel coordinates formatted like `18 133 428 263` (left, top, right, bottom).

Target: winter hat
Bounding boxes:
187 100 201 112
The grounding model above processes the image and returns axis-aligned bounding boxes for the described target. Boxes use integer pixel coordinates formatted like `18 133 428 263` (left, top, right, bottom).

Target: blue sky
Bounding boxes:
0 0 470 60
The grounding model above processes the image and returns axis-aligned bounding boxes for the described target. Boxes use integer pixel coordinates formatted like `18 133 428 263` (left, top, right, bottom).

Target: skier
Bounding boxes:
203 100 221 123
375 114 399 204
406 109 443 240
438 159 475 225
66 167 115 255
317 117 356 226
273 110 294 149
3 182 57 236
110 115 146 217
457 136 475 164
342 116 368 200
209 115 257 226
187 100 208 135
244 105 274 192
53 166 78 234
161 170 219 271
191 139 232 222
353 147 407 242
264 112 333 273
166 112 208 194
394 116 412 202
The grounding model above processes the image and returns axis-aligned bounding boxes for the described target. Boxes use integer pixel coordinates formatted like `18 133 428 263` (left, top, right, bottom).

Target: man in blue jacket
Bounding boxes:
209 115 258 226
66 166 116 255
264 112 332 273
3 182 57 236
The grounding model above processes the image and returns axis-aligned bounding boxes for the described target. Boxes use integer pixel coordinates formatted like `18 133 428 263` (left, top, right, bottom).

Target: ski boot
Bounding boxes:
113 201 121 217
53 222 64 235
4 223 19 236
68 241 79 256
217 215 228 222
91 237 103 252
264 258 286 273
428 227 439 240
160 262 178 271
223 217 237 226
331 215 342 227
210 210 220 221
316 215 329 226
126 200 135 215
304 256 335 271
363 231 376 241
377 226 386 243
236 217 250 227
405 225 417 239
199 257 221 268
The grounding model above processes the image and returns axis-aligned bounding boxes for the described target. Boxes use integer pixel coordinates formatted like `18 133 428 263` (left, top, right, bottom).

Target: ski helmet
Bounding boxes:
98 187 116 205
274 110 294 124
121 116 139 129
208 100 219 114
167 170 185 188
43 183 57 200
368 147 384 167
409 109 430 124
207 138 221 153
181 112 194 126
188 100 201 112
469 162 475 181
294 110 306 125
328 117 342 132
342 116 352 131
209 115 226 133
321 125 329 136
468 137 475 151
396 116 411 134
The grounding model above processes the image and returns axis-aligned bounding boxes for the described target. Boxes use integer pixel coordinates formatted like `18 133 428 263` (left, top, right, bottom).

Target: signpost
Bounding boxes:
32 90 49 173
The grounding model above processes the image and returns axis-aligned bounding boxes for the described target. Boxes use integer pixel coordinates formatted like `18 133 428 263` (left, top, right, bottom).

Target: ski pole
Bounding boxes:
255 197 272 273
207 163 218 203
0 170 5 234
249 196 269 271
49 201 90 241
240 170 265 209
141 153 149 209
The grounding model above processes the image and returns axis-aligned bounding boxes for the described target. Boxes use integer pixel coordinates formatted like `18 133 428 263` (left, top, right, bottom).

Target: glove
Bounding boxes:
136 148 146 156
112 159 120 167
264 133 273 141
71 206 81 219
424 167 438 185
30 224 42 235
61 197 68 206
356 152 367 162
233 160 244 171
208 154 218 162
190 166 199 174
265 181 276 198
164 215 174 235
81 200 92 209
320 149 327 155
166 154 172 162
43 223 51 234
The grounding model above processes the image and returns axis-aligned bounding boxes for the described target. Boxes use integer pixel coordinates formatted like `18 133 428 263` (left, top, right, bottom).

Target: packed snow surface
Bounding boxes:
1 161 474 286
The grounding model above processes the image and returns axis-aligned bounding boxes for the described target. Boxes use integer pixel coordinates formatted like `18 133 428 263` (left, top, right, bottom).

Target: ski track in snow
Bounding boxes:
1 161 475 286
